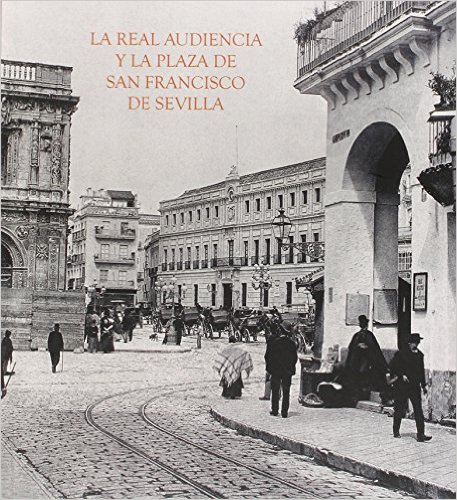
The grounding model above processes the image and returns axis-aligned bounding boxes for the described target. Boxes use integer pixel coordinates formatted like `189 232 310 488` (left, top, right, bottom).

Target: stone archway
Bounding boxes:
1 230 28 288
324 122 410 353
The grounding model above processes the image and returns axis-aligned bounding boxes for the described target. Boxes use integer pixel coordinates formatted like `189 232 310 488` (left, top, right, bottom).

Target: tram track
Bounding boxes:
84 380 320 498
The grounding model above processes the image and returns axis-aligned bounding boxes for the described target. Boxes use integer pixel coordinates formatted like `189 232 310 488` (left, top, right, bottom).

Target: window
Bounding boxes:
245 200 250 213
101 244 110 258
164 249 168 262
265 238 271 262
171 249 176 262
119 271 127 284
119 245 128 258
266 196 272 210
100 270 108 282
211 284 216 307
206 207 210 218
195 246 200 260
187 247 191 262
215 206 219 217
194 284 199 305
315 187 321 203
197 209 201 220
278 194 284 208
242 283 247 307
173 214 177 225
286 282 293 305
189 211 193 222
290 192 295 207
263 288 269 307
254 240 260 260
213 243 218 259
255 198 261 212
314 232 320 242
165 215 169 225
302 190 308 204
288 236 294 263
228 240 234 259
179 248 183 262
244 241 248 258
180 213 184 224
300 234 307 262
204 245 208 260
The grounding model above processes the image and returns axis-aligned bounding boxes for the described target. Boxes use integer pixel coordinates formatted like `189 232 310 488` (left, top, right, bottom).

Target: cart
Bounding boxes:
210 309 233 338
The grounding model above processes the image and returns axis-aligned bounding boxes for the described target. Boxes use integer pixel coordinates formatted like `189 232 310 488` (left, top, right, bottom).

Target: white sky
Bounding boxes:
2 1 328 213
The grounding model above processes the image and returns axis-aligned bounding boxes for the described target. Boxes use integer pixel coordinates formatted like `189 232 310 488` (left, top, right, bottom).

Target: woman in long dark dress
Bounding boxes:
100 311 115 353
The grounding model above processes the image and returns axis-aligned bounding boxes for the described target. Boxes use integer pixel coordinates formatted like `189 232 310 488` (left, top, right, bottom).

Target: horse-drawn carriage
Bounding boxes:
209 309 233 338
182 307 205 336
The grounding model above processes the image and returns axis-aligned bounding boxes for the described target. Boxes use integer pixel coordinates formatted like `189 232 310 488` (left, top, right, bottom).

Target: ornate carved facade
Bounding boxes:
1 60 79 290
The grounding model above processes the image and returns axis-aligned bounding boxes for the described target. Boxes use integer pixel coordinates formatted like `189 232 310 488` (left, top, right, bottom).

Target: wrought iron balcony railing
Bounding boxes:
176 262 183 271
184 261 191 270
193 260 201 269
201 260 208 269
161 263 167 271
296 1 436 78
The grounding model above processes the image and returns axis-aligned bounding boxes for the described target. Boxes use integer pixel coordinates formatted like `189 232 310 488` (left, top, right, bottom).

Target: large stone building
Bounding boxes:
1 59 84 349
156 160 326 310
66 188 159 307
295 1 455 419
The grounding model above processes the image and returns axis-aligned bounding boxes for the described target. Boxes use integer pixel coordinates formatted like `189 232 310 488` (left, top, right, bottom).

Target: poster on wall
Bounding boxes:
413 272 428 311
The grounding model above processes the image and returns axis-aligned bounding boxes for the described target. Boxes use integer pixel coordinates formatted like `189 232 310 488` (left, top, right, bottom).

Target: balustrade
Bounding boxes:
297 1 435 77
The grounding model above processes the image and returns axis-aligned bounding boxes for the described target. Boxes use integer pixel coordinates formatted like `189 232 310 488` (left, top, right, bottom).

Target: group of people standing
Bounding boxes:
214 312 433 442
84 306 138 353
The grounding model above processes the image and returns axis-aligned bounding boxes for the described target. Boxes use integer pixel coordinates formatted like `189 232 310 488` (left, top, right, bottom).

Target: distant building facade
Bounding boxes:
136 214 160 304
67 188 158 307
1 59 84 349
156 160 326 310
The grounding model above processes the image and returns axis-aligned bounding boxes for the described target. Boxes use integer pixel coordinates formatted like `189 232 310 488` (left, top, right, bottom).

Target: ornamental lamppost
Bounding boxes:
272 208 325 260
251 261 273 308
86 279 106 312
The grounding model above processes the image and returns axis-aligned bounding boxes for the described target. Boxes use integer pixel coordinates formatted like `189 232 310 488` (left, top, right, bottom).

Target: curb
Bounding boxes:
210 408 456 499
98 348 194 354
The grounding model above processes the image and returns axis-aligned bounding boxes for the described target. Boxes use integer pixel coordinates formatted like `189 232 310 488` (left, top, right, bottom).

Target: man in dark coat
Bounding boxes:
265 321 298 418
344 315 388 404
48 323 64 373
1 330 14 375
388 333 432 442
174 302 185 346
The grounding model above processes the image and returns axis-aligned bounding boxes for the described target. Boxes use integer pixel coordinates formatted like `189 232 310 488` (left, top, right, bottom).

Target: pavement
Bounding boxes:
210 380 456 499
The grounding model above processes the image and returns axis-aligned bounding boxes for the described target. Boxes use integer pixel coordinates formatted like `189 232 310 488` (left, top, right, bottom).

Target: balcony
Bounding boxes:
169 262 175 271
285 254 295 264
161 263 167 271
176 262 183 271
273 254 282 265
193 260 201 269
99 279 136 289
262 255 271 265
1 60 73 89
240 257 249 266
184 261 191 270
211 257 243 268
94 254 135 265
201 260 208 269
72 229 86 241
95 227 136 240
296 1 436 78
251 256 260 266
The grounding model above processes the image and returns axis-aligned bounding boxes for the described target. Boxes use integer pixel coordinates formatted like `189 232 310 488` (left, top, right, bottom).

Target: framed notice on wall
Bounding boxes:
413 273 428 311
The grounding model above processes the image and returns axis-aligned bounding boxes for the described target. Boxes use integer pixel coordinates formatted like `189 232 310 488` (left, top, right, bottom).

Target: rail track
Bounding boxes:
85 381 319 498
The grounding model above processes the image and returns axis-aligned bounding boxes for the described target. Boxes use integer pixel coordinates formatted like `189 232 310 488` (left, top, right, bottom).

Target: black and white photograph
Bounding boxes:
1 1 456 498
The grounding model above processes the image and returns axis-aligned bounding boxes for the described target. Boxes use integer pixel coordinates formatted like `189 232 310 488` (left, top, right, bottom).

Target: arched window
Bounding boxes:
1 244 13 288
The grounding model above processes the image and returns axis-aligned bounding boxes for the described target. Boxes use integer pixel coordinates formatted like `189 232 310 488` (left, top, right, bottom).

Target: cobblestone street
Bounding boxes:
2 328 418 498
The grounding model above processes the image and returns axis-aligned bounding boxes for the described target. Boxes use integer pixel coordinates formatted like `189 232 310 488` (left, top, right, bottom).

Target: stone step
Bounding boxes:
356 400 384 413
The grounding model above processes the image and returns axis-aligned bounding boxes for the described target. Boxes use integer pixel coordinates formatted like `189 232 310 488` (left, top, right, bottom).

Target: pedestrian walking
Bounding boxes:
344 314 388 405
1 330 14 375
265 321 297 418
48 323 64 373
174 302 185 346
100 309 115 353
388 333 432 442
122 310 136 343
213 335 253 399
85 319 99 353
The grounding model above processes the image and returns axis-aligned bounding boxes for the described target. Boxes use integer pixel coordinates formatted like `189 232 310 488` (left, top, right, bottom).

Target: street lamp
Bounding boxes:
251 261 273 308
272 208 325 260
86 279 106 311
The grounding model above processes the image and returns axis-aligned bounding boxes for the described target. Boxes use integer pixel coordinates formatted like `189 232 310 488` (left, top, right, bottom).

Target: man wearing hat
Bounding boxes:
265 320 298 418
47 323 64 373
388 333 432 442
